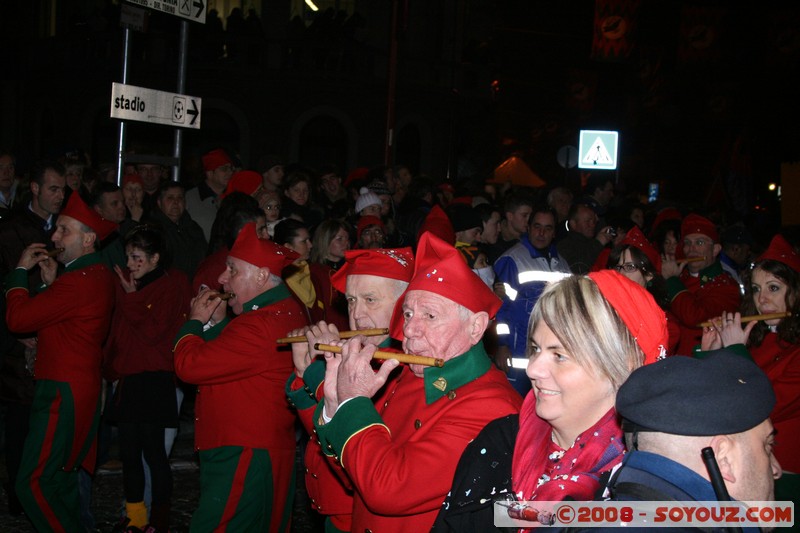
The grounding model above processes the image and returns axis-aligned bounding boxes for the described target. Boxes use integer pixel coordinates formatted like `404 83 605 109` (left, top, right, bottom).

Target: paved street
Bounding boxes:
0 418 324 532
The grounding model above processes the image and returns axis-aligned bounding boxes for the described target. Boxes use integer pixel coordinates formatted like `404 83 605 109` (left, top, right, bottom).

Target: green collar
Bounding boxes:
240 283 292 314
423 342 492 404
698 261 724 285
65 252 104 273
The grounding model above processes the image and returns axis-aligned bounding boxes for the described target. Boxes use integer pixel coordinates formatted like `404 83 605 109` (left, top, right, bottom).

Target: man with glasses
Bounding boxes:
661 214 741 355
186 148 235 241
356 216 386 249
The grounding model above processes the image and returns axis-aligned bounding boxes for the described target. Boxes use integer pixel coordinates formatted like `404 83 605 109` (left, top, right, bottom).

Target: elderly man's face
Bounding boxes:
728 419 780 502
218 256 263 315
571 206 597 238
346 274 402 346
158 186 185 224
402 290 477 374
682 232 719 273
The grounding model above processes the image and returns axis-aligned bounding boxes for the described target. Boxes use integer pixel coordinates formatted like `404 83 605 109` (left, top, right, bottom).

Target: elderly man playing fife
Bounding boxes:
174 222 307 532
312 232 522 532
286 246 415 532
6 192 117 532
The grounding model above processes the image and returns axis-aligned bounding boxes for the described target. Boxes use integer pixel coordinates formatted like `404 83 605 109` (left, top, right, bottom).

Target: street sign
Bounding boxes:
124 0 206 24
578 130 619 170
110 82 201 129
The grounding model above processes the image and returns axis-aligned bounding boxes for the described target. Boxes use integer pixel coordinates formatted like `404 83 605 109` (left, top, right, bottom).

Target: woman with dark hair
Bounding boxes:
700 234 800 502
104 224 192 532
279 219 349 329
605 227 680 354
281 170 323 229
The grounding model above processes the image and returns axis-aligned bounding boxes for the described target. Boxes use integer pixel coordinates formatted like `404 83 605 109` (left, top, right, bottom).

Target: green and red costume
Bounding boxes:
5 252 114 532
174 283 307 532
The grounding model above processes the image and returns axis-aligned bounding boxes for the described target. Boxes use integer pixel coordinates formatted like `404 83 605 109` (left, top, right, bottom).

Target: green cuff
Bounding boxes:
665 276 686 301
174 319 204 347
286 372 318 411
302 359 325 395
5 268 28 292
314 396 388 461
694 344 752 361
202 316 229 340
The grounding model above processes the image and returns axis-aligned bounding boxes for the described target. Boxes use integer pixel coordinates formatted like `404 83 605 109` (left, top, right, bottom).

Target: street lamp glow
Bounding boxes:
768 183 777 191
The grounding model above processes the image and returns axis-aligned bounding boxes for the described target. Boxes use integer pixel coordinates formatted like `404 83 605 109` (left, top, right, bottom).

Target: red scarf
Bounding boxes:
511 391 625 502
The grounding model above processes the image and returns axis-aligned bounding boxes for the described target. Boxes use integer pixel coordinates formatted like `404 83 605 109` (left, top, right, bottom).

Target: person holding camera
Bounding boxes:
557 203 616 274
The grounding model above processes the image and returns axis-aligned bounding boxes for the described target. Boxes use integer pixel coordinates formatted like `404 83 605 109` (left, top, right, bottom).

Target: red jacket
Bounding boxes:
750 334 800 473
314 343 522 533
5 252 115 471
667 263 741 355
174 283 307 451
104 268 191 380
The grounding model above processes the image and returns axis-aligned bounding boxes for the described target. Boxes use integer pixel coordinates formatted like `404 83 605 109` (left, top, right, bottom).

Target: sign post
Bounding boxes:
578 130 619 170
124 0 206 24
110 82 201 129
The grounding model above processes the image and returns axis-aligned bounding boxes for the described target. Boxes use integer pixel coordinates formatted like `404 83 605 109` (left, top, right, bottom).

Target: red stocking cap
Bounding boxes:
222 170 262 199
60 192 118 241
122 174 143 187
681 213 719 242
757 234 800 273
588 270 668 365
417 205 456 245
391 233 501 339
649 207 682 238
622 226 662 273
229 222 298 272
356 215 386 242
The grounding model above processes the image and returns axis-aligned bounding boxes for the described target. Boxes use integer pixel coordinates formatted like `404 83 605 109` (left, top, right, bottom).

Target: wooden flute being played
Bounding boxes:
209 291 236 301
697 312 791 328
683 256 706 263
313 343 445 368
43 248 65 258
276 328 389 344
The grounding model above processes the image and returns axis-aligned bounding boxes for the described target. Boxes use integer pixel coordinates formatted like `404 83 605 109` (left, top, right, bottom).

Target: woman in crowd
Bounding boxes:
122 174 145 223
605 226 680 353
310 219 351 272
433 270 668 532
259 190 283 238
281 170 323 229
700 234 800 502
104 225 192 533
274 219 323 323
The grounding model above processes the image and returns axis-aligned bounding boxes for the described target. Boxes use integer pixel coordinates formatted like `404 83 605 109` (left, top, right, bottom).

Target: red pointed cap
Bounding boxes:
758 234 800 273
229 222 299 272
417 205 456 245
588 270 668 365
409 233 500 316
681 213 719 242
331 247 415 294
222 170 262 199
60 192 118 241
622 226 662 273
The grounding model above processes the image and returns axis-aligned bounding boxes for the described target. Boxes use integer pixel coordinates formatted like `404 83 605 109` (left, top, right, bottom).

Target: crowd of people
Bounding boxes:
0 146 797 532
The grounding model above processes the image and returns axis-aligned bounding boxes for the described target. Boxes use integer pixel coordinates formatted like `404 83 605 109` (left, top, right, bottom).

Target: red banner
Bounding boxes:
591 0 640 62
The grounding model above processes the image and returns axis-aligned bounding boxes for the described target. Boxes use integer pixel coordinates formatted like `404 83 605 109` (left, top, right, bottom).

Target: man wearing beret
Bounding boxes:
661 213 741 355
173 223 307 532
186 148 235 241
286 247 415 532
5 192 117 531
605 350 781 509
313 232 522 532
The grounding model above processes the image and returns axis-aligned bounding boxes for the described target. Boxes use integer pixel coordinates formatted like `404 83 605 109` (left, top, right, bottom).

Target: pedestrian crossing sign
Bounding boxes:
578 130 619 170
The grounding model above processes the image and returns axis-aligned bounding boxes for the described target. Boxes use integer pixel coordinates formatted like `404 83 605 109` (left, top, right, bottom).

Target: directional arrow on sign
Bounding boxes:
194 0 204 18
188 99 199 126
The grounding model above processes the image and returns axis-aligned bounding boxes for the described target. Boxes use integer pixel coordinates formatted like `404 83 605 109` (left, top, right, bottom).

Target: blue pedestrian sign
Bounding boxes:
578 130 619 170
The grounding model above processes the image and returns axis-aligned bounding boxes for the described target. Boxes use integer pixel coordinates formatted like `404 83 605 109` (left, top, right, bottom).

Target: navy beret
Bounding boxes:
617 349 775 436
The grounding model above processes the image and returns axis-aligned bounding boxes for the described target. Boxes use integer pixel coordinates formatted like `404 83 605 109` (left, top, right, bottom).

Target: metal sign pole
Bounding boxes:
116 27 132 185
173 20 189 182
